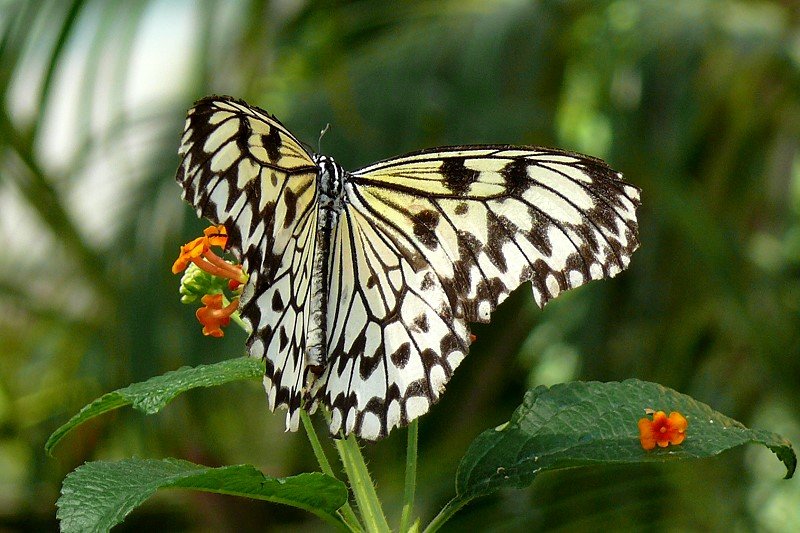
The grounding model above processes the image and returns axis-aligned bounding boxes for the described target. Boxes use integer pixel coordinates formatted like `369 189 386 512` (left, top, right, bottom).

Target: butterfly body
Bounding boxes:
305 154 346 377
177 96 641 440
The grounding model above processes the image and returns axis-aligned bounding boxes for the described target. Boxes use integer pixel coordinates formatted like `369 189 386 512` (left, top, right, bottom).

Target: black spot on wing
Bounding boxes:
283 188 298 229
330 391 358 427
441 158 479 196
356 384 403 439
351 330 383 380
500 158 530 197
262 127 283 162
412 210 440 250
440 330 466 357
483 214 510 273
278 327 289 351
525 208 553 257
419 348 439 375
272 291 284 312
390 342 411 368
565 252 590 284
242 299 263 338
333 335 351 375
413 314 430 332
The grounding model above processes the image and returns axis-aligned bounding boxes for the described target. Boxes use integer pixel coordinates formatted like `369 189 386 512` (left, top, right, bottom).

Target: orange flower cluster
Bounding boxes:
173 225 245 337
638 410 688 450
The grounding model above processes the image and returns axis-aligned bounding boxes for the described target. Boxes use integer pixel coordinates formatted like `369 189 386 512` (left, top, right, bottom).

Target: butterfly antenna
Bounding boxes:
318 123 331 153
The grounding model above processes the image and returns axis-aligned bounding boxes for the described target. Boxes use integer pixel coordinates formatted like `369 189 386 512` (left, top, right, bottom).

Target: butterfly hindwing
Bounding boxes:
310 196 469 439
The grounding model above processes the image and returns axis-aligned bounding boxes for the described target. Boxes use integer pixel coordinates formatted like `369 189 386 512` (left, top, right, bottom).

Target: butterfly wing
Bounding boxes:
311 145 640 439
350 145 640 315
177 96 319 430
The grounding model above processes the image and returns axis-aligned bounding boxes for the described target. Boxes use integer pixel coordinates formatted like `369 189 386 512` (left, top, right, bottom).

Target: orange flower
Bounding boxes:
196 293 239 337
172 235 209 273
172 225 246 284
638 410 688 450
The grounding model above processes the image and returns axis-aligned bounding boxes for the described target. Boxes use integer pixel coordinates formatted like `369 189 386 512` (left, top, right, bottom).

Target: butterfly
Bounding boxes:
176 95 641 440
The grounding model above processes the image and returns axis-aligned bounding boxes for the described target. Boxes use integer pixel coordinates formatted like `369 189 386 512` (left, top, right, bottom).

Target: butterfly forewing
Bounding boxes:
177 96 320 430
176 96 641 441
350 146 640 317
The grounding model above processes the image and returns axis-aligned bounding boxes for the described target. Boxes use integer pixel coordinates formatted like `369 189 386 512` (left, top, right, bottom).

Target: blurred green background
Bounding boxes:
1 0 799 531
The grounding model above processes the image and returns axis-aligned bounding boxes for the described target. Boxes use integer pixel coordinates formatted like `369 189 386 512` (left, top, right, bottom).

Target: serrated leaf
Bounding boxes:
456 379 795 501
57 458 348 533
46 357 265 455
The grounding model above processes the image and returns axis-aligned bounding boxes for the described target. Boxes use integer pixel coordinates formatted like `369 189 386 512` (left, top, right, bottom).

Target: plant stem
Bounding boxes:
335 433 391 533
301 410 335 477
398 419 418 532
300 411 363 532
422 498 470 533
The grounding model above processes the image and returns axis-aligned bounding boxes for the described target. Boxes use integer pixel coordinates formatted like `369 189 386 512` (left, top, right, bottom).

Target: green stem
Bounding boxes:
422 498 471 533
300 410 336 478
335 433 390 533
399 419 418 532
300 411 363 532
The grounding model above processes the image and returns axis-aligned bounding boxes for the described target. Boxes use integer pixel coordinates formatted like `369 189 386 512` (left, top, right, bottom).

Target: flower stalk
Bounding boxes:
335 434 391 532
399 419 418 532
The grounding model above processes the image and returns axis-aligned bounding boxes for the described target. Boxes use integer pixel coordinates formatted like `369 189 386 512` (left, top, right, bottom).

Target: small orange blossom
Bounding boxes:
196 293 239 337
638 410 687 450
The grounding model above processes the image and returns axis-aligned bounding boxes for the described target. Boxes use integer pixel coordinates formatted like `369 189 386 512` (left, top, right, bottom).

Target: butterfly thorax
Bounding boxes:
304 154 347 385
313 154 346 211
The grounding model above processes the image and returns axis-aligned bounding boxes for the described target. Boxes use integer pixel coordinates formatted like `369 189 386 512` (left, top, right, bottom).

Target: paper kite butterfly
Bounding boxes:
176 95 641 440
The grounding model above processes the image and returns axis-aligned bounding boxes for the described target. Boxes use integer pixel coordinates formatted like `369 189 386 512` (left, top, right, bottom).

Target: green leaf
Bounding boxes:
57 458 348 533
457 379 795 501
46 357 265 455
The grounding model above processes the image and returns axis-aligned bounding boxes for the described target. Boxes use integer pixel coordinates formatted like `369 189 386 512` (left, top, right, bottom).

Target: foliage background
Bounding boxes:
1 0 799 530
